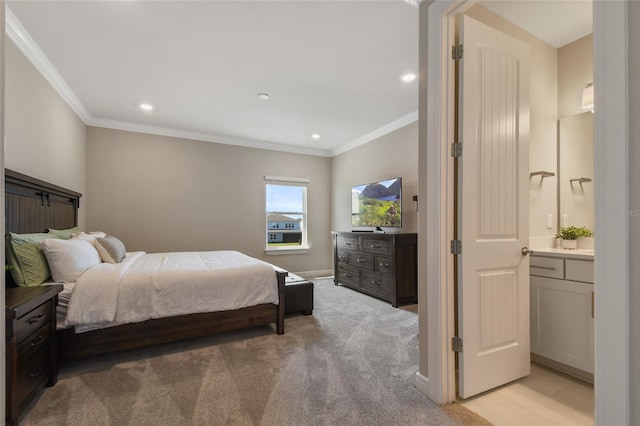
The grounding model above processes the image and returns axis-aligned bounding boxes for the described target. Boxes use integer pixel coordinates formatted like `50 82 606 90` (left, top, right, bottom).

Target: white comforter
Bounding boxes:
64 250 279 332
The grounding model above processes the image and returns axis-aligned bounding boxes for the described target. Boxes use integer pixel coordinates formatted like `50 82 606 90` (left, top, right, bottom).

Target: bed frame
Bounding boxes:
5 169 285 360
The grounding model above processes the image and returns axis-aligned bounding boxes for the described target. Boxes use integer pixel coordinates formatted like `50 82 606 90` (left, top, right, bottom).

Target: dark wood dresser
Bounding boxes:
332 231 417 307
5 285 62 425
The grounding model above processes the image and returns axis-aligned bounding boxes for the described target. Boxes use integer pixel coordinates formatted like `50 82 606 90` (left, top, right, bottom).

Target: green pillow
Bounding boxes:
6 232 58 287
48 227 81 240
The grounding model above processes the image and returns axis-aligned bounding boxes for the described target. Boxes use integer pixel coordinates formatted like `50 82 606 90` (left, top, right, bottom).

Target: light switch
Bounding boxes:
562 214 569 227
546 214 553 229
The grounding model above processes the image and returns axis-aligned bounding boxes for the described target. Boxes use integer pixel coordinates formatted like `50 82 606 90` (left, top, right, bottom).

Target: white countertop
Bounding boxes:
531 247 594 260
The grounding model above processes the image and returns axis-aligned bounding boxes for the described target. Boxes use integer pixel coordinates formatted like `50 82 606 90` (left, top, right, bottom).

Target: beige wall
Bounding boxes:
629 2 640 423
331 121 418 233
466 6 558 244
86 127 332 275
558 34 593 119
5 40 87 228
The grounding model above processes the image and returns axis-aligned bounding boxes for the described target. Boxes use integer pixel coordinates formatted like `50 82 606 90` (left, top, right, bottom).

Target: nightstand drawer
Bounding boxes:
15 302 52 344
17 348 50 408
18 323 51 361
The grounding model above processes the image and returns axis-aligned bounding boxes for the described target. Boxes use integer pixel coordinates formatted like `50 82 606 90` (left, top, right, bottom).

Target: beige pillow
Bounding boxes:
95 236 127 264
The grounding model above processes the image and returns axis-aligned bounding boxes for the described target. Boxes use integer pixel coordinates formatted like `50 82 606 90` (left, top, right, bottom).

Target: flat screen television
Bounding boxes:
351 177 402 230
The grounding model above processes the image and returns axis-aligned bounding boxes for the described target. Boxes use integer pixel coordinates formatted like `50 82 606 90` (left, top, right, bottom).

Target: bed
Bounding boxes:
5 169 285 360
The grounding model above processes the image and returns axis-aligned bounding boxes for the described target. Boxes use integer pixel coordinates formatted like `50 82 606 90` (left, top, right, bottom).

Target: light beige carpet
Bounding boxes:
21 279 490 426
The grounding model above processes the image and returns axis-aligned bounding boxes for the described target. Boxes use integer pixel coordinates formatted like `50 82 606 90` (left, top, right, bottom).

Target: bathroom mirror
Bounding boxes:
558 111 594 231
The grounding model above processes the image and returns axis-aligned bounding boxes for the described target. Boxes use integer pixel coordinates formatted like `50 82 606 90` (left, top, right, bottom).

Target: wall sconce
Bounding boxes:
581 82 594 112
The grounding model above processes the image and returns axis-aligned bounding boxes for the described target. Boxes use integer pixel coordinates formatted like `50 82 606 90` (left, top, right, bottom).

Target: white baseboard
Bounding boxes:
415 371 430 396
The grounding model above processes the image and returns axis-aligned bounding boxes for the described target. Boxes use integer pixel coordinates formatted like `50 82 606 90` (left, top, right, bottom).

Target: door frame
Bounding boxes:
417 0 631 424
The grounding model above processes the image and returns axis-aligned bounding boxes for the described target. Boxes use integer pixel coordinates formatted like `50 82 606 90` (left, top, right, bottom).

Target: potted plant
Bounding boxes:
556 226 594 250
555 226 582 249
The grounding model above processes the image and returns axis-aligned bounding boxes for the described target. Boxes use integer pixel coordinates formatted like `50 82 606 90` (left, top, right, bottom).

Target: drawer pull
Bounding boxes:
344 273 352 278
344 242 352 246
339 255 346 261
29 364 45 378
28 314 45 324
531 266 556 271
379 262 390 268
356 258 366 263
370 244 381 249
30 335 46 348
371 280 382 286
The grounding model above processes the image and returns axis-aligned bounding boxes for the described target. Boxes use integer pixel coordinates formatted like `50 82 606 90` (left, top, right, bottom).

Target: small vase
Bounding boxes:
562 239 578 250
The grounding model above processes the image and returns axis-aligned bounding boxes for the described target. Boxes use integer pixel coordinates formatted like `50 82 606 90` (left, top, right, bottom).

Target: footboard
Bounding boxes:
59 270 287 360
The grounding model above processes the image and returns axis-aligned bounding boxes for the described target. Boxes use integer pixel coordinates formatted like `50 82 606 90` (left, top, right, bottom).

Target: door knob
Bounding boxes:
521 246 533 256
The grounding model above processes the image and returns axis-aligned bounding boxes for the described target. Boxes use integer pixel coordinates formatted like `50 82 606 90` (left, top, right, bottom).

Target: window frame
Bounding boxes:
264 175 310 255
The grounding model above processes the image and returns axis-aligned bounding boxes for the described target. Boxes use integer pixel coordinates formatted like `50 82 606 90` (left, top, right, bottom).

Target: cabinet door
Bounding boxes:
530 276 594 373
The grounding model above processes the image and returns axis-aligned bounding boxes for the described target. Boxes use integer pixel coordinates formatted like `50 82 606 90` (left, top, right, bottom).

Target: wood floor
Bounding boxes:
460 363 594 426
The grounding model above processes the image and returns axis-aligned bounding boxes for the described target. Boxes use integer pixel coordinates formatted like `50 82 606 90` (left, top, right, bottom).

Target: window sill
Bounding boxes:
264 246 309 255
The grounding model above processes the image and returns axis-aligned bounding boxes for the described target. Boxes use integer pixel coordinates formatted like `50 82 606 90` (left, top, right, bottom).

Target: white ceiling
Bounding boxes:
7 1 591 158
480 0 592 49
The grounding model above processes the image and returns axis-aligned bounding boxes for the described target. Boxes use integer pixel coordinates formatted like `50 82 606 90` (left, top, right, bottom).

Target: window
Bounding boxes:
265 176 309 252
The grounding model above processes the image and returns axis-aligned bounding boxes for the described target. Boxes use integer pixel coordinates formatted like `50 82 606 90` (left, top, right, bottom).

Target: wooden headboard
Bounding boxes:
5 169 82 287
5 169 82 234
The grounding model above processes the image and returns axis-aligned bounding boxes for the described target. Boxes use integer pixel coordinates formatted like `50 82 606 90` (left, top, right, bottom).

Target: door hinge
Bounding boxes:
452 44 464 60
452 336 463 352
450 239 462 255
451 142 462 157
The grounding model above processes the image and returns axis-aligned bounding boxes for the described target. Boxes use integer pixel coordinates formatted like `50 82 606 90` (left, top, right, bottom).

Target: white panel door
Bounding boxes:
458 15 531 399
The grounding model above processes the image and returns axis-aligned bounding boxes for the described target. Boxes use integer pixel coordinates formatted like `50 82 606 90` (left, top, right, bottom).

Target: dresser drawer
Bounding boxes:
361 238 391 255
336 235 359 250
336 249 349 264
566 259 594 283
15 302 52 344
348 253 374 270
360 271 392 298
337 265 359 287
530 256 564 279
375 256 394 274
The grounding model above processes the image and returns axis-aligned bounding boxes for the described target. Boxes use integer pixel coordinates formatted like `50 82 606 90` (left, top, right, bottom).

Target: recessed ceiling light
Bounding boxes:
401 73 417 82
311 134 321 140
140 103 154 111
257 93 270 101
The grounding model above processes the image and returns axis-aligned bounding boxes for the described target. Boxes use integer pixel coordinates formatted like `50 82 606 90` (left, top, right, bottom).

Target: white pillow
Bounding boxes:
71 231 107 245
39 239 101 282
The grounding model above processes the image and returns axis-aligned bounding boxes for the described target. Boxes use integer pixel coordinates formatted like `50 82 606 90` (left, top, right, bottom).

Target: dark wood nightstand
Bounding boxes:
5 285 62 426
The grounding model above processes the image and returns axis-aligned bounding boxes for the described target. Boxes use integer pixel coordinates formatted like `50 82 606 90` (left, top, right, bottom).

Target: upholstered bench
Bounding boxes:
284 273 314 316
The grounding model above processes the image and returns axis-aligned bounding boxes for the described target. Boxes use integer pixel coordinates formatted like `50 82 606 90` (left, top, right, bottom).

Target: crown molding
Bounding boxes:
88 118 333 157
6 6 92 123
331 110 419 156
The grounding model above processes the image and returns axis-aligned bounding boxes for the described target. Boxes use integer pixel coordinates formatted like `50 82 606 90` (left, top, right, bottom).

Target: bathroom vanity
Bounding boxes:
530 248 594 382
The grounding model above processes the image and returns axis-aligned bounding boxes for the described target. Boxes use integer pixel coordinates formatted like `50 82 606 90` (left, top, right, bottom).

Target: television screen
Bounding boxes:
351 177 402 228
